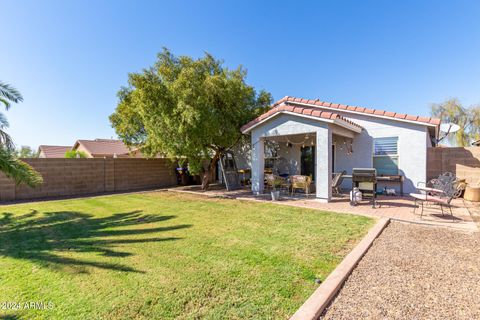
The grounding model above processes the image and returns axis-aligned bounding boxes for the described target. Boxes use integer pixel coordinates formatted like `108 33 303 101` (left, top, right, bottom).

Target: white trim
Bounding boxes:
372 136 399 156
285 101 438 128
241 111 362 134
372 136 400 175
332 118 362 133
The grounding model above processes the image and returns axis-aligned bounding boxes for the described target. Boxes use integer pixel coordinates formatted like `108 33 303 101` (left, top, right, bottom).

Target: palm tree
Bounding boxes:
0 81 23 109
0 147 43 187
0 81 23 149
0 81 42 187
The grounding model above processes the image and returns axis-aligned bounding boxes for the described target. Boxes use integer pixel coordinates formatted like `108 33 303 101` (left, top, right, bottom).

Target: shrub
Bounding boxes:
65 150 88 158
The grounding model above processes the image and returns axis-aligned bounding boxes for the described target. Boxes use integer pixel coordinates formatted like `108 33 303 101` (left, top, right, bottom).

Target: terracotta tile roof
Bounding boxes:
74 139 133 157
38 145 71 158
242 96 440 133
241 100 362 133
275 96 440 125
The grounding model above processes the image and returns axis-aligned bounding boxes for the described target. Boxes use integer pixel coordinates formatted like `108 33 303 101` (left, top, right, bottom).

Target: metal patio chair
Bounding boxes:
410 186 457 220
410 173 464 220
416 172 457 196
332 170 346 196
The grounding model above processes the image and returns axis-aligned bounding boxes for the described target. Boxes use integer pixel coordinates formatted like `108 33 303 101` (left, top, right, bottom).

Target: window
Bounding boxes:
373 137 398 175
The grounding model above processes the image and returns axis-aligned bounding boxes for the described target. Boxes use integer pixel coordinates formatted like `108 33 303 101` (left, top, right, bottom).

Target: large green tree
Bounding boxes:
0 81 42 187
110 49 271 189
431 98 480 146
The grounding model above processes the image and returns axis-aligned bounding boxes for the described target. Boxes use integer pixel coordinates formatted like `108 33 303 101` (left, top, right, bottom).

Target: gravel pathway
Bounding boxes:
321 222 480 320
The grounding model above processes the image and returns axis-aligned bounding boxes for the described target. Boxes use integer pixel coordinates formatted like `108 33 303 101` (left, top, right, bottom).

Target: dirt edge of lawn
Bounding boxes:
290 217 391 320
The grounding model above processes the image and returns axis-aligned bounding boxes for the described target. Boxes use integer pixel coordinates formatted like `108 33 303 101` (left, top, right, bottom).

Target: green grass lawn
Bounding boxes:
0 192 373 319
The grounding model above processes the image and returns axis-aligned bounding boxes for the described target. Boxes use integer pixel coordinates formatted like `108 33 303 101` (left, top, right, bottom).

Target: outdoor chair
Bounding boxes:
410 172 462 220
332 170 346 196
416 172 465 199
410 187 456 220
417 172 458 195
290 175 312 197
265 174 289 194
416 172 457 196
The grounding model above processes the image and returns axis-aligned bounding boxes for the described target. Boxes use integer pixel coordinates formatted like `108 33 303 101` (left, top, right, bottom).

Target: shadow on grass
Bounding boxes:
0 315 21 320
0 210 190 273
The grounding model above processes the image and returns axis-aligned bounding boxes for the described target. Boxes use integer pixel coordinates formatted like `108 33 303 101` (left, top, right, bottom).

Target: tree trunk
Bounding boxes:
201 170 211 191
201 152 220 191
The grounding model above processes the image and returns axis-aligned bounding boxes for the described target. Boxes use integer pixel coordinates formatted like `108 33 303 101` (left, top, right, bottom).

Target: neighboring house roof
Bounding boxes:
38 145 71 158
473 140 480 146
73 139 135 157
241 96 440 133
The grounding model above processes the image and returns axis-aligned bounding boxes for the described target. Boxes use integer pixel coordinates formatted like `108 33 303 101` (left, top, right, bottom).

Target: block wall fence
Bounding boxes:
0 158 178 202
427 147 480 185
1 148 478 202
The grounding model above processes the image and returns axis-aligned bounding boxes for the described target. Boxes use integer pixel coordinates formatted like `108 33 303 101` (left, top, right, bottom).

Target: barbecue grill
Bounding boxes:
351 168 377 208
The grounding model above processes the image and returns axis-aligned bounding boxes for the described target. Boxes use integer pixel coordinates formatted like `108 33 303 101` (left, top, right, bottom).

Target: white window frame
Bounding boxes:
372 136 399 175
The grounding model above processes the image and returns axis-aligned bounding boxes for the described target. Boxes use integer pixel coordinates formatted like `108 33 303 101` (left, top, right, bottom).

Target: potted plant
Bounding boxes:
271 179 282 201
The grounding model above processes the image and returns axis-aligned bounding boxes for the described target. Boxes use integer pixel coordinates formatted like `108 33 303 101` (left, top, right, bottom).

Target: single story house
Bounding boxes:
72 139 143 158
472 139 480 146
38 145 71 158
240 96 440 202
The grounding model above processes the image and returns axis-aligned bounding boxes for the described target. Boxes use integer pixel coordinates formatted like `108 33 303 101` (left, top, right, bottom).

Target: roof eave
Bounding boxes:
241 111 361 134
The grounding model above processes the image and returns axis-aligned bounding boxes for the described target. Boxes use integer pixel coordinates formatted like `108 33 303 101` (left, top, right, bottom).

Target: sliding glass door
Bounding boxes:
301 145 336 181
300 146 315 180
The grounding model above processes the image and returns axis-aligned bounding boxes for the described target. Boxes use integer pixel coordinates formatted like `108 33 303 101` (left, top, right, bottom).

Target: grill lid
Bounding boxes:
352 168 377 182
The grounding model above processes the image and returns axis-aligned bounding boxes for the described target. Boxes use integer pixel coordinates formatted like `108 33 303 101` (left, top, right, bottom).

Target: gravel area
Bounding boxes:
321 221 480 320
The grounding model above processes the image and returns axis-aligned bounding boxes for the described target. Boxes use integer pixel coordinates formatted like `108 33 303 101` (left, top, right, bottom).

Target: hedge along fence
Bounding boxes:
0 158 179 202
427 147 480 185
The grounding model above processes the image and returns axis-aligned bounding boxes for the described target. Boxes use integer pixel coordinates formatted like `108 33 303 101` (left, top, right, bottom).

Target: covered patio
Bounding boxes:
241 103 362 202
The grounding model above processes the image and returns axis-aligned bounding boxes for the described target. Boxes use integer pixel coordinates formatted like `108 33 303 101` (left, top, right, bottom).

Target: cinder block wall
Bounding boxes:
427 147 480 185
0 158 178 202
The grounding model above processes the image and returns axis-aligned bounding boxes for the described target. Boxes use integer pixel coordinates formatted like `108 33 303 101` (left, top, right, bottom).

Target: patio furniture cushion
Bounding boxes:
409 193 448 204
417 186 444 194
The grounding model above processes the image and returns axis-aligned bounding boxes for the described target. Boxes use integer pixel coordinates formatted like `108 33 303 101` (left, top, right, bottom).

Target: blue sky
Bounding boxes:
2 0 479 149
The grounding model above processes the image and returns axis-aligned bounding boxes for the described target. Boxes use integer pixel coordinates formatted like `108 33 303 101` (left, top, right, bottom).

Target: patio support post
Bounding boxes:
315 126 332 202
251 135 265 195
